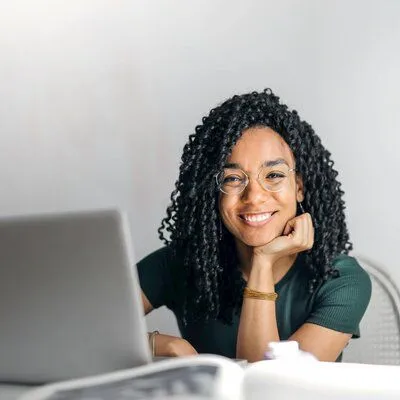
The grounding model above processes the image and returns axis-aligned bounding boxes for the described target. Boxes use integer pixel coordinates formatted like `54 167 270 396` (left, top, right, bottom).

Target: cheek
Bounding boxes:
288 202 299 222
218 196 237 224
280 193 298 216
277 183 298 203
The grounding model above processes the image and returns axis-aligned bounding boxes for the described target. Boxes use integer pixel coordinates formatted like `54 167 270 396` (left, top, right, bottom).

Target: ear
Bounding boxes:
295 174 304 203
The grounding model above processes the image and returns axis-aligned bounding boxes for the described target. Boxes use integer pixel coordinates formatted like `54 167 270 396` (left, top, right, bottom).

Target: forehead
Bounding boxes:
226 126 294 168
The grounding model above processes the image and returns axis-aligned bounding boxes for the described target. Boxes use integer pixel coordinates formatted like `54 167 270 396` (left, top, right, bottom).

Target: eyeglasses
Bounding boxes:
215 165 296 195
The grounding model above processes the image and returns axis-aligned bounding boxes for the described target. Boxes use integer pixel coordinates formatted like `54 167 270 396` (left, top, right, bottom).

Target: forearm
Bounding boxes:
152 333 176 357
236 262 280 362
151 333 198 357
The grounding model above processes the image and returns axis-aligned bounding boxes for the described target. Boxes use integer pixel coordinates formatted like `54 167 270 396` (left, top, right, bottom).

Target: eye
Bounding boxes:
265 171 286 180
223 175 245 184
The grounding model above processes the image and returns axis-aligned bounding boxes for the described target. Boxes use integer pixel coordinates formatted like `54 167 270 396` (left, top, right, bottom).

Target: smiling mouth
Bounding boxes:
239 212 276 223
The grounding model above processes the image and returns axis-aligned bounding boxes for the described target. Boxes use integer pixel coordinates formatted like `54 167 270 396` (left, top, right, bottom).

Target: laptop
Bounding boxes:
0 209 151 384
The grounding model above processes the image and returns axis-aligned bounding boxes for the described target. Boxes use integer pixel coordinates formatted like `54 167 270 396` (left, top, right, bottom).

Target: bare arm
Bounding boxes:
237 214 312 362
141 290 153 315
290 323 351 361
236 263 279 362
141 290 197 356
237 277 351 362
236 213 352 362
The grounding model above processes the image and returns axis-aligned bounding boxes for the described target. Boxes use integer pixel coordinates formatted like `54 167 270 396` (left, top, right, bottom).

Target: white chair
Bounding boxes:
342 256 400 365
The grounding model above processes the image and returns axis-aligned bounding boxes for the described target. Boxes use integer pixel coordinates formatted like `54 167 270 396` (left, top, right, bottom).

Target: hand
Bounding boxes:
155 334 198 357
253 212 314 266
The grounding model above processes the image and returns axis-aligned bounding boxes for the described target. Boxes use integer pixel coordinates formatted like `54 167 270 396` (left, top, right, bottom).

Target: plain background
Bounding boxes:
0 0 399 336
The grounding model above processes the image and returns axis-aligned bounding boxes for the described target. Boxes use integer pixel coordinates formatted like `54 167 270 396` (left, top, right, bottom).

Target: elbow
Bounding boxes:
236 347 266 363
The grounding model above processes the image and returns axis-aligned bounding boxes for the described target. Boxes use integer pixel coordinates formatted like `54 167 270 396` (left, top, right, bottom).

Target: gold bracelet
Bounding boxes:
243 287 278 301
148 330 159 357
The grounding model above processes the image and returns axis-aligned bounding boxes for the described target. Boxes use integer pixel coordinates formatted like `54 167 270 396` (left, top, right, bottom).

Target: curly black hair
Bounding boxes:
158 89 352 325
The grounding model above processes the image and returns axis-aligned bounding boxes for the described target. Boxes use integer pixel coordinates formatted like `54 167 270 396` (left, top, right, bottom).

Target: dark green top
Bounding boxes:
137 247 371 359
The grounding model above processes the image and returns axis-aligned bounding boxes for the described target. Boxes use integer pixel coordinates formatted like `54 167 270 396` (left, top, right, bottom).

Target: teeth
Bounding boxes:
242 213 272 222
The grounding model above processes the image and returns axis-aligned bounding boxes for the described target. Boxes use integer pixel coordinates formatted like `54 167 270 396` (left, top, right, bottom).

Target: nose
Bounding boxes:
240 177 271 204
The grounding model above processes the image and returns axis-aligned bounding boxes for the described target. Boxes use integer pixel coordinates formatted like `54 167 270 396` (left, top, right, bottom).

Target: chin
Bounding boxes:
239 233 279 248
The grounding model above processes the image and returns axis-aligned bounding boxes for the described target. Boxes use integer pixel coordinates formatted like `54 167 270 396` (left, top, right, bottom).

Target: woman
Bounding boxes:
137 89 371 362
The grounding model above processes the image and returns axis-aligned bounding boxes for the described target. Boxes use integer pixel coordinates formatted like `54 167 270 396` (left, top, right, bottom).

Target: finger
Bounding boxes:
292 214 309 249
307 213 315 249
287 216 304 245
301 214 308 247
300 213 313 250
299 214 308 251
283 217 296 236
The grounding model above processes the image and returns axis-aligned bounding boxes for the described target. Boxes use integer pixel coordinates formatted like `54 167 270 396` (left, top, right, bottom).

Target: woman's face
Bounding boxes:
218 126 304 248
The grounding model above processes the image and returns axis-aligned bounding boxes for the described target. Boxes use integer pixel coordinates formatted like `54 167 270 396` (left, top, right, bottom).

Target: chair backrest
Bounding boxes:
342 256 400 365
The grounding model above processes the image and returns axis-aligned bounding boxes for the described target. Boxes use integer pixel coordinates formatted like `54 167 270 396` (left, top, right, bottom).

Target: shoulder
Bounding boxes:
307 254 372 336
137 246 175 267
331 254 372 290
316 254 372 303
137 245 185 280
136 246 183 310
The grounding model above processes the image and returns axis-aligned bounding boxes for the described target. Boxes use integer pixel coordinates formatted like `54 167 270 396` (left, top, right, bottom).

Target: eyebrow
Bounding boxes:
224 158 289 169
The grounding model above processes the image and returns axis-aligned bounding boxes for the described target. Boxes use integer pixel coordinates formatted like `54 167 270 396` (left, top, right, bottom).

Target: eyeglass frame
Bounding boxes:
214 165 296 195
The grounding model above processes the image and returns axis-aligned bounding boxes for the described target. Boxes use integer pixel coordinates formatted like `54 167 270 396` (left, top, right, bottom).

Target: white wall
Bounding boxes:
1 0 399 336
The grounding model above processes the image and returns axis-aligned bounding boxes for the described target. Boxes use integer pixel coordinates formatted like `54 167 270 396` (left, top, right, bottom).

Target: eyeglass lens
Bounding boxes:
217 166 293 194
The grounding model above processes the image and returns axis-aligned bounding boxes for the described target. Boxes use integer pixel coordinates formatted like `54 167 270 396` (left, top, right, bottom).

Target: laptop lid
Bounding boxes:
0 209 151 384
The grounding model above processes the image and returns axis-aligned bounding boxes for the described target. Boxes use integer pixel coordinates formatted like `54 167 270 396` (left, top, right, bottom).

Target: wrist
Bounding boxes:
250 254 274 272
155 334 195 357
247 262 275 292
148 331 160 357
152 333 171 357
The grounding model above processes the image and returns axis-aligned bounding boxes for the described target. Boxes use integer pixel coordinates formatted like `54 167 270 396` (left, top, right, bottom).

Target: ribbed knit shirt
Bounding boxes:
137 247 371 360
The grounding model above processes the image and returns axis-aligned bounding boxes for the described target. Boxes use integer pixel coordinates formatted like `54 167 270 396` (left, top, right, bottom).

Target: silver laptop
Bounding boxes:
0 209 151 384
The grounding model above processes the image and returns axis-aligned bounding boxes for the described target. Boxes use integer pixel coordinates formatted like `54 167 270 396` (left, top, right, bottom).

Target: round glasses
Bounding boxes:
215 165 296 195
